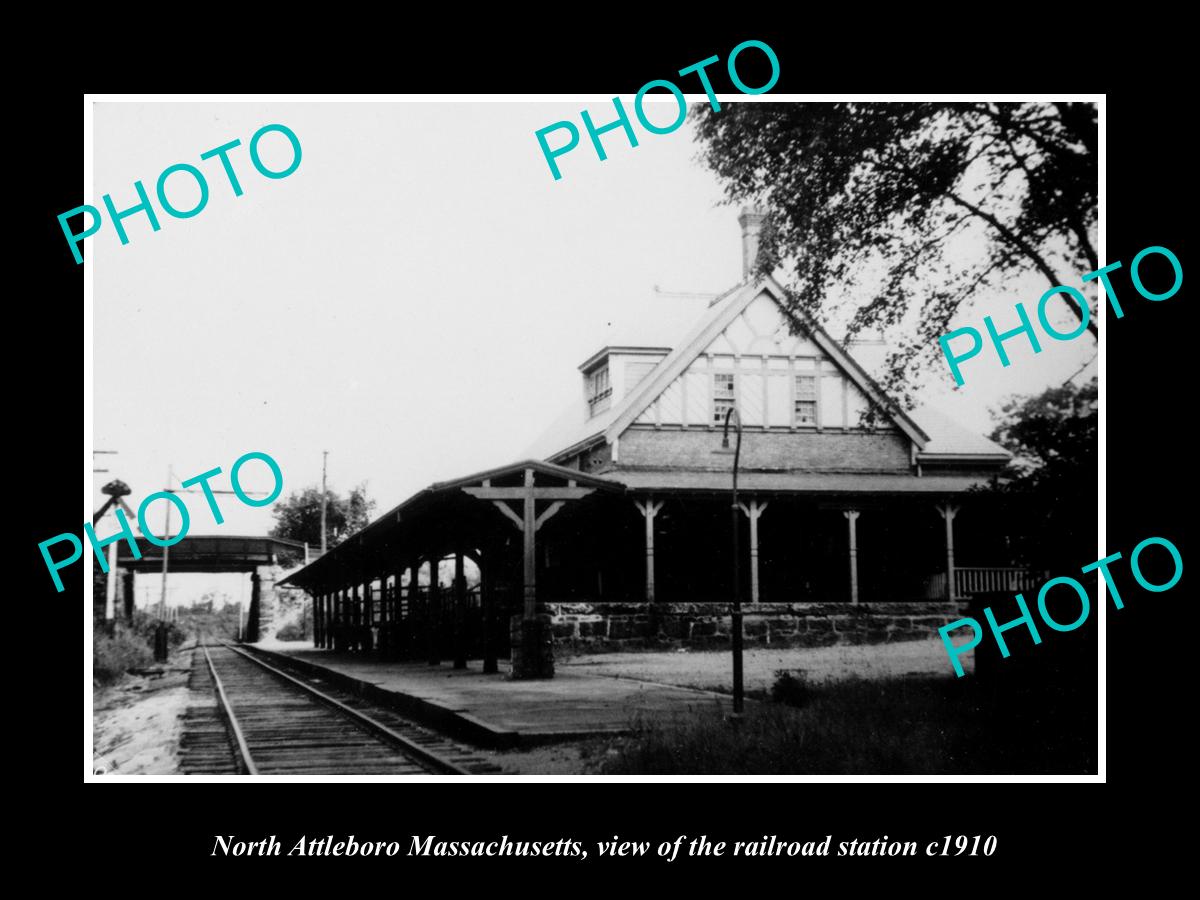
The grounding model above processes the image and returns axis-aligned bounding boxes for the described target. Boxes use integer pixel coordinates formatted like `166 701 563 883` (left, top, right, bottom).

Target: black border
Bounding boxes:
30 23 1187 882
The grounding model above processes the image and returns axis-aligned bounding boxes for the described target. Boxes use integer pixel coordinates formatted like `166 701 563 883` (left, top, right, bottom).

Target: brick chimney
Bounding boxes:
738 206 768 280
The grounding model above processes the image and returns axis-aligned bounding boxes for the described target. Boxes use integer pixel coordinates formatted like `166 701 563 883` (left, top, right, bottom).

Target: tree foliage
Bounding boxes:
986 378 1097 568
990 378 1097 477
693 102 1098 404
269 482 376 551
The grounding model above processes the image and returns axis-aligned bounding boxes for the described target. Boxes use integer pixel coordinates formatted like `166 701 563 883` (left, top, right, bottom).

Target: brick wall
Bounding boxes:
582 442 612 473
546 601 965 653
618 427 912 471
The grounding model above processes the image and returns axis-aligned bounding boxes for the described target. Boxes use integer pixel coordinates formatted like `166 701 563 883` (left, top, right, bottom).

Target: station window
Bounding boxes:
588 366 612 415
795 375 817 425
713 372 736 425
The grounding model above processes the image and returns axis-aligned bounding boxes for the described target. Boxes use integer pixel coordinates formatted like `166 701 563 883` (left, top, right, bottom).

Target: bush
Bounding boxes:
275 620 308 642
770 669 810 708
126 610 186 648
94 625 153 685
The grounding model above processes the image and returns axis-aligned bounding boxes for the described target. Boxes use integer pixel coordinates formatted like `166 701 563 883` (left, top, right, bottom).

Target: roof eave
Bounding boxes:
916 452 1011 464
578 345 673 372
545 432 607 465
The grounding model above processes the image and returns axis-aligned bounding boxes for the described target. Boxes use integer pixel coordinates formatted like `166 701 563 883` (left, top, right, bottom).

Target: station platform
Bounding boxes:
248 641 732 749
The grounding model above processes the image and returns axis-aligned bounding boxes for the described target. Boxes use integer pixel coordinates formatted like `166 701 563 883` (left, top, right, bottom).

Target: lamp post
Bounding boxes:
721 406 744 717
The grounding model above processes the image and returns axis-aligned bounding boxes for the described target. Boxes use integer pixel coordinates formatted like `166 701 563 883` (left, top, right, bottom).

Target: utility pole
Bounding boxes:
159 465 173 619
321 450 329 555
721 407 745 719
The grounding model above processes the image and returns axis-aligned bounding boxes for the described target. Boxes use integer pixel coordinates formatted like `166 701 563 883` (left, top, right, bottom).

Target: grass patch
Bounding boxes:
93 612 188 685
598 670 1095 775
93 626 154 685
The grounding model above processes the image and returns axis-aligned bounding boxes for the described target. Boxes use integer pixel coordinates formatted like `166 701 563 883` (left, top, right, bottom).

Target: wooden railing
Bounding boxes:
922 567 1044 600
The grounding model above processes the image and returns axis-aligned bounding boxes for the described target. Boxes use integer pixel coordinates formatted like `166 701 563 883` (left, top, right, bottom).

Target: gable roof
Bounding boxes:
527 276 1015 465
602 275 930 448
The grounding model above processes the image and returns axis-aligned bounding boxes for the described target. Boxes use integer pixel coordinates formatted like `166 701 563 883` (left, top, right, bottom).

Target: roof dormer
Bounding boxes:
579 346 671 419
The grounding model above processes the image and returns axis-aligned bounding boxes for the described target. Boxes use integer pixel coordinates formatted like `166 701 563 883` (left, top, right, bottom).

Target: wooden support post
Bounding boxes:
397 566 407 659
938 503 960 602
427 560 441 666
407 563 418 661
843 509 861 604
362 570 373 652
380 574 390 658
336 586 345 652
377 575 388 656
389 571 398 653
481 551 497 674
453 552 467 669
362 580 369 650
634 498 664 602
363 579 373 652
104 542 118 626
247 572 261 642
122 570 135 622
385 574 393 655
342 586 350 647
738 499 769 604
463 469 597 680
522 470 537 619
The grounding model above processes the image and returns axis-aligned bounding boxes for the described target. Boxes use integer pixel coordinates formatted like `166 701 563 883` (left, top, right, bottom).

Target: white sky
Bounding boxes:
92 100 1095 605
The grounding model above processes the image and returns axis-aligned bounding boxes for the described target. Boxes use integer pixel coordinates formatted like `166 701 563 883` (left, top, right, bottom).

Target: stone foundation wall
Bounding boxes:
545 601 966 653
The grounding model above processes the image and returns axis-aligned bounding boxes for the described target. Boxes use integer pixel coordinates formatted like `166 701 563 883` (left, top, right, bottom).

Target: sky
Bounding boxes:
91 100 1096 605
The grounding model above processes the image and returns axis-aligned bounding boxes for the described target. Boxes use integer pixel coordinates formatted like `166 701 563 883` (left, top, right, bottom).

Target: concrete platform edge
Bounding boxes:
241 646 627 749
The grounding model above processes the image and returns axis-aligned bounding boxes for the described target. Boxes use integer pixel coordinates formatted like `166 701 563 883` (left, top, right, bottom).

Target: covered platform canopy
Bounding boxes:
281 459 624 592
281 460 625 678
279 456 1004 680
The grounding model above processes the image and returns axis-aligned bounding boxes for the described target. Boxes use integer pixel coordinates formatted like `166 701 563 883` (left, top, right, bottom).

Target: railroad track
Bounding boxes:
179 642 500 775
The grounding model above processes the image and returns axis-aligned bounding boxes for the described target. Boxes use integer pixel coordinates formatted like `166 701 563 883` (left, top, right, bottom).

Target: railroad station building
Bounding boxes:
281 210 1032 679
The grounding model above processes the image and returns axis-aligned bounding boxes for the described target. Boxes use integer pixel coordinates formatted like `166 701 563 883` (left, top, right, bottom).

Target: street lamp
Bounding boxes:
721 406 744 717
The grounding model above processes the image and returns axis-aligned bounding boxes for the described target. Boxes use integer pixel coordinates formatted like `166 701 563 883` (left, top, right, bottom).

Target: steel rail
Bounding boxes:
202 644 259 775
217 641 471 776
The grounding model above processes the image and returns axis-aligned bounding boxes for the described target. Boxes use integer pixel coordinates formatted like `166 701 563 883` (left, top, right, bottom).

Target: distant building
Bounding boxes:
285 210 1032 678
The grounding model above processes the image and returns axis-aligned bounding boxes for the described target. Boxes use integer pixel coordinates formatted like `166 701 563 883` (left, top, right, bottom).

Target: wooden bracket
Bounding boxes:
492 501 525 532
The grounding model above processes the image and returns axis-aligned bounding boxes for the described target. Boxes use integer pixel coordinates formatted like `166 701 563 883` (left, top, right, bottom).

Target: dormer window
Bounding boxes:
588 366 612 415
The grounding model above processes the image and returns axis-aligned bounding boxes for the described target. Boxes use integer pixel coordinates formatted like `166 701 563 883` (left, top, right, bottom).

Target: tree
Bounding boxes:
693 102 1098 405
269 482 377 552
985 377 1097 569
